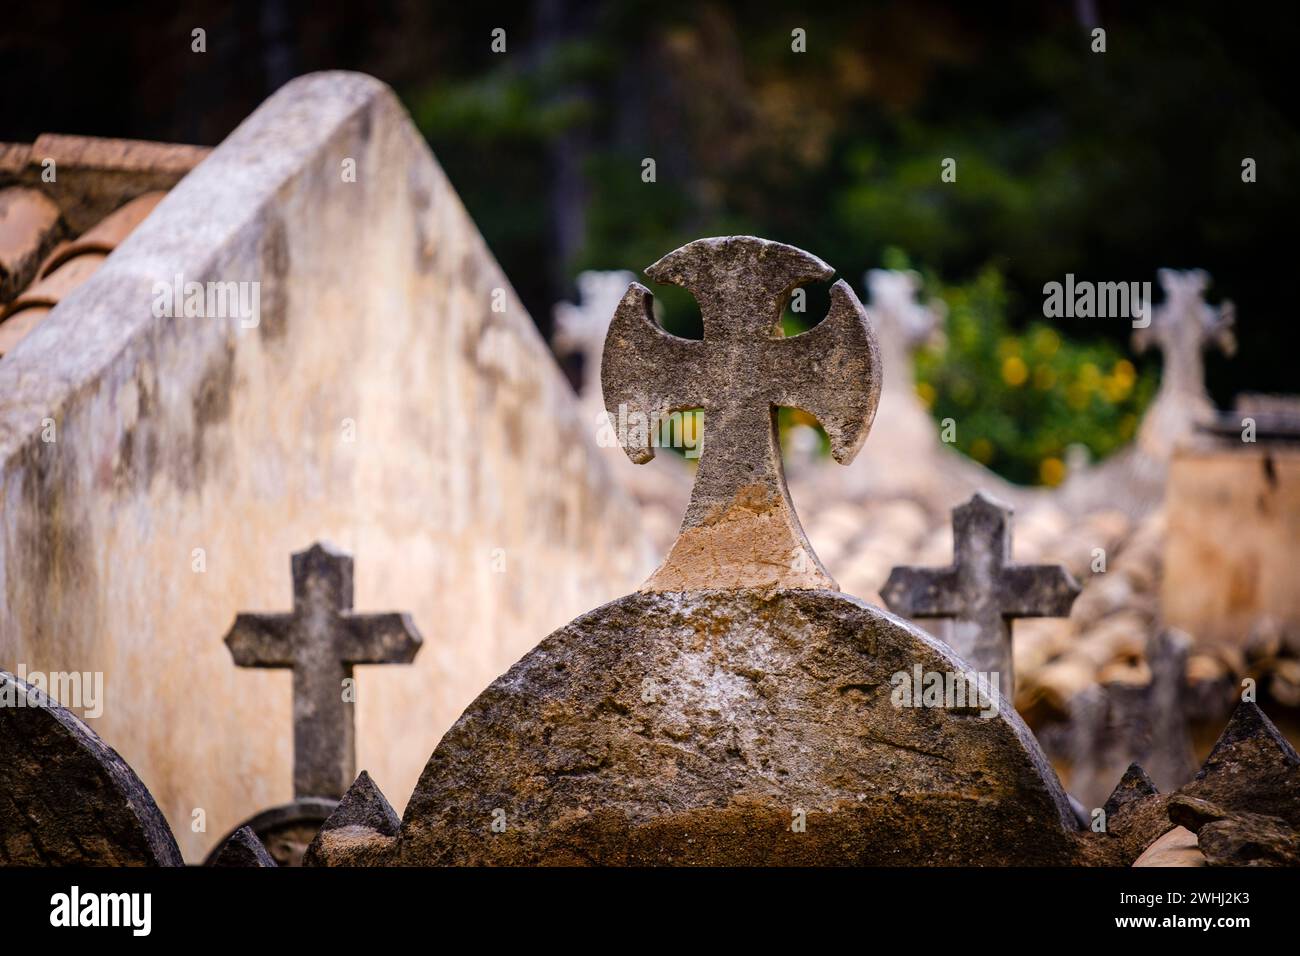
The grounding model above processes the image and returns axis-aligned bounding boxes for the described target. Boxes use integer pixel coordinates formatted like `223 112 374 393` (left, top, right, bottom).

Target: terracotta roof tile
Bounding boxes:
0 253 108 356
1 133 209 233
4 252 109 318
37 191 165 278
0 187 63 299
0 134 205 360
29 134 209 178
0 306 50 358
0 143 31 175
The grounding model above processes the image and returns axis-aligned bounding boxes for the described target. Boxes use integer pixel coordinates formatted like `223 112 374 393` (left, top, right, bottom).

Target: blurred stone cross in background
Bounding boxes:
1132 268 1236 459
601 236 881 590
881 493 1079 700
223 542 422 800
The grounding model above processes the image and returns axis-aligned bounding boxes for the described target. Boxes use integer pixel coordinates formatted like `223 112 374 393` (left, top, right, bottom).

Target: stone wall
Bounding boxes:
0 72 652 860
1163 443 1300 646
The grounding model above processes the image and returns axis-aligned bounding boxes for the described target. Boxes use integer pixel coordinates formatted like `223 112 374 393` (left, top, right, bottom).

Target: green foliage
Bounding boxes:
913 267 1157 486
397 3 1288 486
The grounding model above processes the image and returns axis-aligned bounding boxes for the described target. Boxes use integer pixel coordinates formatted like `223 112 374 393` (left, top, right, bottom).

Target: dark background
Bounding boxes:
3 0 1295 481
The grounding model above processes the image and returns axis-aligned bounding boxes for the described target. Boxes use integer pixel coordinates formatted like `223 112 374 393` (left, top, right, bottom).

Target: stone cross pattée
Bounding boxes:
601 236 881 590
880 493 1079 699
223 542 422 800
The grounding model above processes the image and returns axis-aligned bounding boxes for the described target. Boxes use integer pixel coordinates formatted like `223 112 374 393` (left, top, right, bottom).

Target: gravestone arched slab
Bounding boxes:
0 670 182 866
398 589 1079 864
394 237 1084 865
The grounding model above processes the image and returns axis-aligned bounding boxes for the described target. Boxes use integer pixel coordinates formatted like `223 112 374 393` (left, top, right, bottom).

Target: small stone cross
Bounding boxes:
601 236 881 590
880 493 1079 698
223 542 422 800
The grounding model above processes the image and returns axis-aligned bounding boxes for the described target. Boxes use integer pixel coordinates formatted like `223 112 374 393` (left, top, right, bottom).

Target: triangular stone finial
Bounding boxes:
1179 701 1300 829
1196 700 1300 780
208 826 278 867
303 771 400 867
1102 763 1159 820
322 770 400 836
601 236 881 591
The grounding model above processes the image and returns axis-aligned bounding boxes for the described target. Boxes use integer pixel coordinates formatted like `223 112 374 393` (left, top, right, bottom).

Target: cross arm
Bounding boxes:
338 612 423 665
771 279 881 463
996 565 1081 618
601 282 702 463
880 566 964 618
223 613 296 667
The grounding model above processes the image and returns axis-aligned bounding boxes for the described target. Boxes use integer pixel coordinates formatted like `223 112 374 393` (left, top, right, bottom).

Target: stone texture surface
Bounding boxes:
1168 795 1300 866
602 237 880 591
396 589 1080 866
0 670 182 866
0 71 650 860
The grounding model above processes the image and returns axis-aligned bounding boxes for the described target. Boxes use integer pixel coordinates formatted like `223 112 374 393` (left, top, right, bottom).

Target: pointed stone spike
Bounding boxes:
320 770 400 837
1196 700 1300 779
1179 701 1300 829
302 771 400 866
1102 763 1159 820
209 825 277 867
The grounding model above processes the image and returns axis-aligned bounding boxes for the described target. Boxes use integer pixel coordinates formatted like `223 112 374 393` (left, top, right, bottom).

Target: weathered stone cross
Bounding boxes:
1134 268 1235 406
880 493 1079 698
223 542 422 799
602 236 881 590
1132 268 1235 458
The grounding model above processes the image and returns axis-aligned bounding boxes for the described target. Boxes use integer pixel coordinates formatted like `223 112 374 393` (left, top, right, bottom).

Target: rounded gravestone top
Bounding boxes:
0 670 182 866
398 590 1078 865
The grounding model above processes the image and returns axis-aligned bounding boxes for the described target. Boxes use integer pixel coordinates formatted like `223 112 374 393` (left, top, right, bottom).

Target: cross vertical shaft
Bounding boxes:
223 542 422 800
601 236 882 591
881 493 1079 699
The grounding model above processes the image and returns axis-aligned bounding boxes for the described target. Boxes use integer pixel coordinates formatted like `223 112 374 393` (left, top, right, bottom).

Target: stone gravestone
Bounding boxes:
0 670 183 866
881 492 1080 701
209 542 422 865
388 237 1086 865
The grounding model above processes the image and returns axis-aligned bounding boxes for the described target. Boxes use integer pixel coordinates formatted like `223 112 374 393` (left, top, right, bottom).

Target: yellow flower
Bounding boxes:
1001 355 1029 387
970 438 994 463
1039 457 1066 486
1032 328 1061 357
1102 374 1132 402
915 381 936 408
